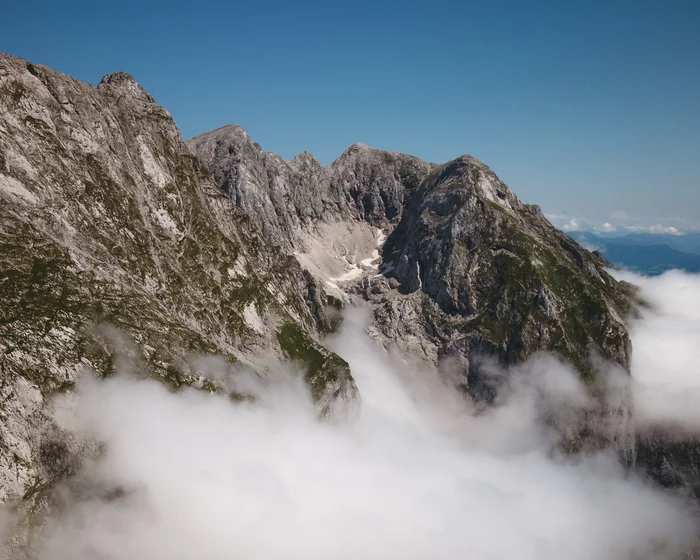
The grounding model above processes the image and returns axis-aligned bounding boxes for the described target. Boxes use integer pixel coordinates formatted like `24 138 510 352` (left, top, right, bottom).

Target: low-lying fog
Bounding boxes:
11 271 700 559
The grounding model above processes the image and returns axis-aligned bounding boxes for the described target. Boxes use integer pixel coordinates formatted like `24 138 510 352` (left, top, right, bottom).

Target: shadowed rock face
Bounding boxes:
0 53 356 507
187 125 432 251
188 127 633 392
380 154 632 384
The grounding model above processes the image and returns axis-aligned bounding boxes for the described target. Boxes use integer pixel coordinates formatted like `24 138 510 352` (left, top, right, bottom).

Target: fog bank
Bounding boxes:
27 284 700 559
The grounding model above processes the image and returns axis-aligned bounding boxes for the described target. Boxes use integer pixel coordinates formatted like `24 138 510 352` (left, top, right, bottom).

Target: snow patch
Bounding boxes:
329 261 364 283
360 252 380 268
360 229 384 269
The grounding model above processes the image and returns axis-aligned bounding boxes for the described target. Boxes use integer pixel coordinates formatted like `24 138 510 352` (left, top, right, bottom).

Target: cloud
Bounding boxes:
606 211 686 235
544 214 591 232
560 217 588 232
612 270 700 431
10 302 699 560
546 211 686 236
624 224 685 235
657 217 700 233
598 222 616 233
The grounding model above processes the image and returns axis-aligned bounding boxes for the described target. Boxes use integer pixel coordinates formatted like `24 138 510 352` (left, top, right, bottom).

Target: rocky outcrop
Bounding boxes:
0 54 357 507
191 123 700 511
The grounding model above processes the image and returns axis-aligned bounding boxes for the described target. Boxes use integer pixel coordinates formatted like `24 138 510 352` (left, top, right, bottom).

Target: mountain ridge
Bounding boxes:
0 53 358 521
187 122 634 388
6 53 699 556
571 231 700 275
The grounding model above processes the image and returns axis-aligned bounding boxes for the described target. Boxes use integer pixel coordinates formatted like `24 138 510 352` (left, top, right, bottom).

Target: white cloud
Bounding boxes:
544 214 590 232
611 270 700 431
596 222 616 233
656 217 700 233
546 211 686 236
15 302 700 560
544 213 568 225
560 217 588 232
625 224 684 235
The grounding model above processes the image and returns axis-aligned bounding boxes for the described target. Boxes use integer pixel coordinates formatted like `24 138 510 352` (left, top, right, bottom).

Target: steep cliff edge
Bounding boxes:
378 154 632 393
0 54 356 507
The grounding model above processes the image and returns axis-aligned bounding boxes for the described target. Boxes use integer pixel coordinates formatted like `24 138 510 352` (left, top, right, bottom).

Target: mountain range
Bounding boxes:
570 231 700 275
0 53 698 555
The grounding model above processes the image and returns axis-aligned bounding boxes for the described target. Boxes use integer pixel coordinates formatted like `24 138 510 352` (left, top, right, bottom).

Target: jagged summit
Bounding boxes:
98 70 137 86
188 120 633 386
340 142 372 155
291 150 319 163
98 70 155 103
189 122 250 141
0 53 357 515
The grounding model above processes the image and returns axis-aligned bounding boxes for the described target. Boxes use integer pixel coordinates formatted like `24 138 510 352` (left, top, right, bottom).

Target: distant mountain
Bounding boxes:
570 232 700 275
597 232 700 256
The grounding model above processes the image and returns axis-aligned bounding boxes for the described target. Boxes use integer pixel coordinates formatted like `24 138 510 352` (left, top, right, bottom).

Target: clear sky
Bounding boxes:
2 0 699 233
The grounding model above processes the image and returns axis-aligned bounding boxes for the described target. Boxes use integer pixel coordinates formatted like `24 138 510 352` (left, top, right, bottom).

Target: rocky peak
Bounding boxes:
339 142 371 158
380 151 632 382
189 120 632 387
425 154 521 215
187 128 434 250
291 150 321 167
98 71 155 103
0 54 357 511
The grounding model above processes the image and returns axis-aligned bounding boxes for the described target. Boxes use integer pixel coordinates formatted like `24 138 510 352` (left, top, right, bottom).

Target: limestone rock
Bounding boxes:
0 53 357 506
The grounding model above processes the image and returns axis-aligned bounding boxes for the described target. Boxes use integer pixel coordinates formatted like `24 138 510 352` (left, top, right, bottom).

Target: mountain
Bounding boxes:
187 126 432 253
188 127 633 392
2 53 695 552
571 232 700 275
607 232 700 256
0 54 357 511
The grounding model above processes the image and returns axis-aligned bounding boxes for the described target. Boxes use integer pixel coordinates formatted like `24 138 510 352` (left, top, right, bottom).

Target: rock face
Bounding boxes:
0 53 357 507
379 155 632 392
190 121 700 509
188 128 633 396
188 125 432 251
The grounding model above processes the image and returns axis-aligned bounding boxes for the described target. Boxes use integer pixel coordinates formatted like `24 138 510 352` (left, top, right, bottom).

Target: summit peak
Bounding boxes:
98 71 155 103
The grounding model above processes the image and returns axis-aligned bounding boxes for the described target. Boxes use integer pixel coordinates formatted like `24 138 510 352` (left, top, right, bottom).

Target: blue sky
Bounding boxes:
2 0 698 232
